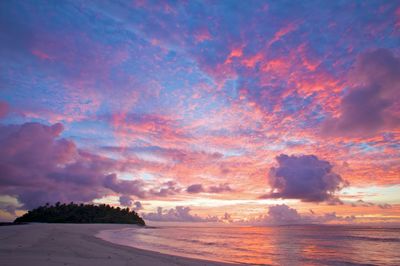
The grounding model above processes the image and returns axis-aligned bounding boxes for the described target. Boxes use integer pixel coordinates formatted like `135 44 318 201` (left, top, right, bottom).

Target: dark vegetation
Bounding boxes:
0 222 27 226
14 202 145 226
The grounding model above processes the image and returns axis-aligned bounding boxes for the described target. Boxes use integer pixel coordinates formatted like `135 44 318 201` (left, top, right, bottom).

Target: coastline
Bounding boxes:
0 223 238 266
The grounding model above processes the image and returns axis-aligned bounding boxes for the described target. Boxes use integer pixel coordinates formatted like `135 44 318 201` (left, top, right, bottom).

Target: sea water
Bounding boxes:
97 225 400 265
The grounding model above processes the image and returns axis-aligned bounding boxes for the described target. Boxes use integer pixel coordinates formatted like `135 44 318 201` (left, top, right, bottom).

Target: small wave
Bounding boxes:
99 226 400 266
178 238 222 246
307 258 378 266
300 233 400 243
337 235 400 243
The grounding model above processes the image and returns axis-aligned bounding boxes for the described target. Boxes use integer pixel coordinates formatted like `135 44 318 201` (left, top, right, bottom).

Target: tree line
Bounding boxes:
14 202 145 226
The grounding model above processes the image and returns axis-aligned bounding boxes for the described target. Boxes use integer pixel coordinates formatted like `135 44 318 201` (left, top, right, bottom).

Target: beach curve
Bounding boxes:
0 223 239 266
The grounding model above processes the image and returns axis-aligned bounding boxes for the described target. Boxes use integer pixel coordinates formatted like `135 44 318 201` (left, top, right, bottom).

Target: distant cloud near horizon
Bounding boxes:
262 154 347 203
142 204 355 224
143 206 219 222
248 204 355 225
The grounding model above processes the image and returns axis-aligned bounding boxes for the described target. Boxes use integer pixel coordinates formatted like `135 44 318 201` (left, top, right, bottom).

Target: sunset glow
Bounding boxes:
0 0 399 225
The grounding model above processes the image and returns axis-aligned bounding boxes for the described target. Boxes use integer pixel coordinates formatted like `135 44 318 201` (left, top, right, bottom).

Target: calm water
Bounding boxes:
97 225 400 265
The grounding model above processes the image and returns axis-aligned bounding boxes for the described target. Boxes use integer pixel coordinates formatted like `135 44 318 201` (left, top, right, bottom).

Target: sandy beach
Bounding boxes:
0 223 236 266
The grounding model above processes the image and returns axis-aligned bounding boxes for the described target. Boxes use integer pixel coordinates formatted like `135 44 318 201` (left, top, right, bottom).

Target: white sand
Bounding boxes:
0 223 237 266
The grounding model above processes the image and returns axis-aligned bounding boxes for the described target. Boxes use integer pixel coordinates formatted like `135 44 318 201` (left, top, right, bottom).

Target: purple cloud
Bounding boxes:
150 181 181 197
267 204 302 224
104 174 146 198
119 196 144 210
0 122 147 210
262 154 347 202
378 203 392 209
208 183 232 193
143 206 219 222
323 49 400 137
119 195 133 207
247 204 355 225
186 184 204 194
186 183 232 194
133 201 143 211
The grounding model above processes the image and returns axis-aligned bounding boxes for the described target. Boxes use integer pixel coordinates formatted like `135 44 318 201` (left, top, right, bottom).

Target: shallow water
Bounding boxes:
97 225 400 265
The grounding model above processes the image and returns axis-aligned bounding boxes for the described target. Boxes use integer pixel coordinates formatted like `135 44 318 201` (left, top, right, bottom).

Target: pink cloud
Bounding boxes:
0 101 9 118
267 23 298 47
31 49 53 60
194 28 212 43
225 47 243 64
242 52 264 68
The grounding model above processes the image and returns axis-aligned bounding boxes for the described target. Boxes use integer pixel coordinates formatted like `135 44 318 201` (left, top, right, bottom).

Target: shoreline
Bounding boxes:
0 223 238 266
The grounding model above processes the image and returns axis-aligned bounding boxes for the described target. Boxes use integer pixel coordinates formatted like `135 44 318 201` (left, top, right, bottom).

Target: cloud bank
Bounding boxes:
143 204 355 225
143 206 219 222
0 122 147 210
248 204 355 225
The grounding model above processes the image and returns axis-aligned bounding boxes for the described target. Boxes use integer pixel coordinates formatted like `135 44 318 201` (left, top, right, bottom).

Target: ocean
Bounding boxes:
97 225 400 265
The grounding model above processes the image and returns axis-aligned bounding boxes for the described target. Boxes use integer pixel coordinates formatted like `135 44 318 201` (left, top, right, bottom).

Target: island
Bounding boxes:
14 202 146 226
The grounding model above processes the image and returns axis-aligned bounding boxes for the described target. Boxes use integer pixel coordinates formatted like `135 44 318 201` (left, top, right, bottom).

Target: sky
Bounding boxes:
0 0 399 224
